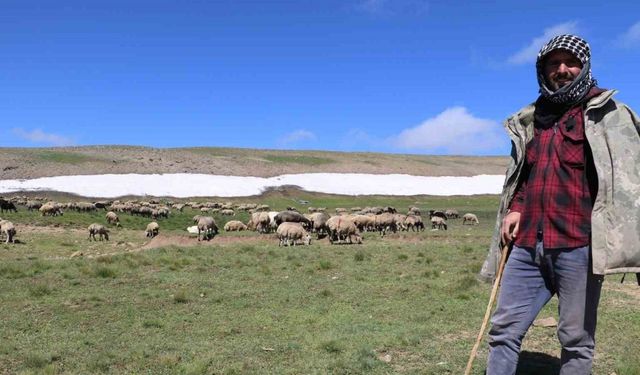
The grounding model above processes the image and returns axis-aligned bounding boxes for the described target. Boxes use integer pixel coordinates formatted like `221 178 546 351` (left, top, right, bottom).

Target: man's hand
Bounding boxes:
501 211 521 245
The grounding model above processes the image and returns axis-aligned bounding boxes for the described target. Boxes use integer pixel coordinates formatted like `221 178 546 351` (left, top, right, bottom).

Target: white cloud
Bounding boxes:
355 0 429 16
390 107 506 155
614 21 640 48
12 128 76 146
278 129 317 146
507 22 580 65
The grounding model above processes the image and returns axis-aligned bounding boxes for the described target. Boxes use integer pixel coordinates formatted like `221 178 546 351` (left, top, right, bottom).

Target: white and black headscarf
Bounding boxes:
536 34 597 106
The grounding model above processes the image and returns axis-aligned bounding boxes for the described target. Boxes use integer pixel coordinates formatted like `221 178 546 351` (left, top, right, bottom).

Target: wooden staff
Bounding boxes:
464 244 510 375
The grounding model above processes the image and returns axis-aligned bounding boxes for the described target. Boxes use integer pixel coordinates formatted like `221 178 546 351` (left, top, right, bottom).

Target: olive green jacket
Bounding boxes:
480 90 640 281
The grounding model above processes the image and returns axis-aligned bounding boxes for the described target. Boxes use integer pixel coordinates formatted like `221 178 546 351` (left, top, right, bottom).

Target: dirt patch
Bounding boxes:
139 233 265 249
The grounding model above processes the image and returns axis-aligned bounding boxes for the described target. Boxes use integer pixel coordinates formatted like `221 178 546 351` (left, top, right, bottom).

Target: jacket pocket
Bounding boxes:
558 124 585 167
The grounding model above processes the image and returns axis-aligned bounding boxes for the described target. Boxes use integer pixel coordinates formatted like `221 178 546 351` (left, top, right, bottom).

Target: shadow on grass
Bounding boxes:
516 351 561 375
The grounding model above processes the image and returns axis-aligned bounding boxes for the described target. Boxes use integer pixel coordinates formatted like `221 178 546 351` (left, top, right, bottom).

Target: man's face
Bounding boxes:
543 49 583 91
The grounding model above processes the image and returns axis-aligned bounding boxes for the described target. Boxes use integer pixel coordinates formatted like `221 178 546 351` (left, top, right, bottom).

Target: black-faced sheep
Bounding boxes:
88 223 110 241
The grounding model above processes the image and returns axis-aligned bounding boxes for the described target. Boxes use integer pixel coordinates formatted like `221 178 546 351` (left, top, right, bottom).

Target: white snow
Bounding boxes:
0 173 505 198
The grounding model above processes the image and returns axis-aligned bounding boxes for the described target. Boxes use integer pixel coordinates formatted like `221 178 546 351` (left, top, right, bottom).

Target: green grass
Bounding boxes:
0 194 637 374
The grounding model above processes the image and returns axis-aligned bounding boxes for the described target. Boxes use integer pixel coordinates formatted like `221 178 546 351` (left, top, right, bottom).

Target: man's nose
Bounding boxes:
557 63 569 73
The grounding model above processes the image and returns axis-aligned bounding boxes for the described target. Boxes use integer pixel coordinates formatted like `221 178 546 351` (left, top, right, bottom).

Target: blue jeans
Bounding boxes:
486 241 603 375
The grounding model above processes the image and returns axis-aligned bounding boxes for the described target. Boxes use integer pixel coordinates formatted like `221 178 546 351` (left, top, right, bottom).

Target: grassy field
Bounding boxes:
0 193 639 374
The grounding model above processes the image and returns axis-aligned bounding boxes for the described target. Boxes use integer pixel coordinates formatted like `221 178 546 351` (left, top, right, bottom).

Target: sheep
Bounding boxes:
408 206 421 216
88 223 110 241
445 209 460 219
429 210 447 220
276 222 311 247
0 199 17 213
39 203 63 217
462 213 480 225
224 220 247 232
26 200 43 211
145 222 160 238
220 209 235 216
431 216 447 230
326 216 362 244
274 211 311 228
404 215 425 231
374 213 397 237
0 220 16 244
197 216 219 241
394 214 408 231
248 211 272 233
105 211 120 226
308 212 331 238
351 214 375 232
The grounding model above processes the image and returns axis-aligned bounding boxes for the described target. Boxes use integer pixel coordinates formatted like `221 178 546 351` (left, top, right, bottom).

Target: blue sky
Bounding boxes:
2 0 640 155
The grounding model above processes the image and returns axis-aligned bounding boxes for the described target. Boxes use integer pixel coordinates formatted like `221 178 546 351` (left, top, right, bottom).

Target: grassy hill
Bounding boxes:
0 146 509 180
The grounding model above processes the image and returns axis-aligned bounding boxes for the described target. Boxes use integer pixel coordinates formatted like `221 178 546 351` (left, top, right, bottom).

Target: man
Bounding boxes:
481 34 640 374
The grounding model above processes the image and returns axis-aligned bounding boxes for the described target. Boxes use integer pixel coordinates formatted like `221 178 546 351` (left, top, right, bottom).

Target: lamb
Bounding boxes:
197 216 219 241
276 222 311 247
224 220 247 232
0 220 16 244
431 216 447 230
88 223 110 241
462 213 480 225
105 211 120 226
145 222 160 238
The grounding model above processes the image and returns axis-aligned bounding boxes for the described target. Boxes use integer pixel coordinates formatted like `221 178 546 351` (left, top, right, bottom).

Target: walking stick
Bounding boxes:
464 243 510 375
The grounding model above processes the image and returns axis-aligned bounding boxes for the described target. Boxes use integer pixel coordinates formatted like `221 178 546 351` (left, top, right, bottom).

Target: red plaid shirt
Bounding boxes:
509 89 602 249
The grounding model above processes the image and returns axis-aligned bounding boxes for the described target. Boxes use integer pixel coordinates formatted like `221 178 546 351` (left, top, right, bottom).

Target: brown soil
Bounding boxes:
0 146 509 180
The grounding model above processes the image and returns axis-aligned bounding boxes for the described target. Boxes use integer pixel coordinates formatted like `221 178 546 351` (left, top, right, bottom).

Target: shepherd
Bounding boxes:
479 34 640 374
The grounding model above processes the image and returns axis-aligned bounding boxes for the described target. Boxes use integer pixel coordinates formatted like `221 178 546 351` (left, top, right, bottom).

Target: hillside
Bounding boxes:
0 146 509 179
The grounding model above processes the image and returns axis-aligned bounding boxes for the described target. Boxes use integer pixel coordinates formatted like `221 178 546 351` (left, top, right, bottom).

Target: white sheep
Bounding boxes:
0 220 16 244
145 222 160 238
276 222 311 247
462 213 480 225
106 211 120 226
224 220 247 232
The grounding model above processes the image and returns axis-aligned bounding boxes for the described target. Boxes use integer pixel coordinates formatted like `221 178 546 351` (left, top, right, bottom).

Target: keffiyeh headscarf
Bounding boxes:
536 34 597 106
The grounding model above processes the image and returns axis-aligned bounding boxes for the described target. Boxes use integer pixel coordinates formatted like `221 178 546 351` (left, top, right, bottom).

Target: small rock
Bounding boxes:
380 354 392 363
533 317 558 327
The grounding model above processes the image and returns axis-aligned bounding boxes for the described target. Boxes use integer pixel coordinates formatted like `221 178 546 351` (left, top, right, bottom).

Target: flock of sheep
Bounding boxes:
0 196 480 247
